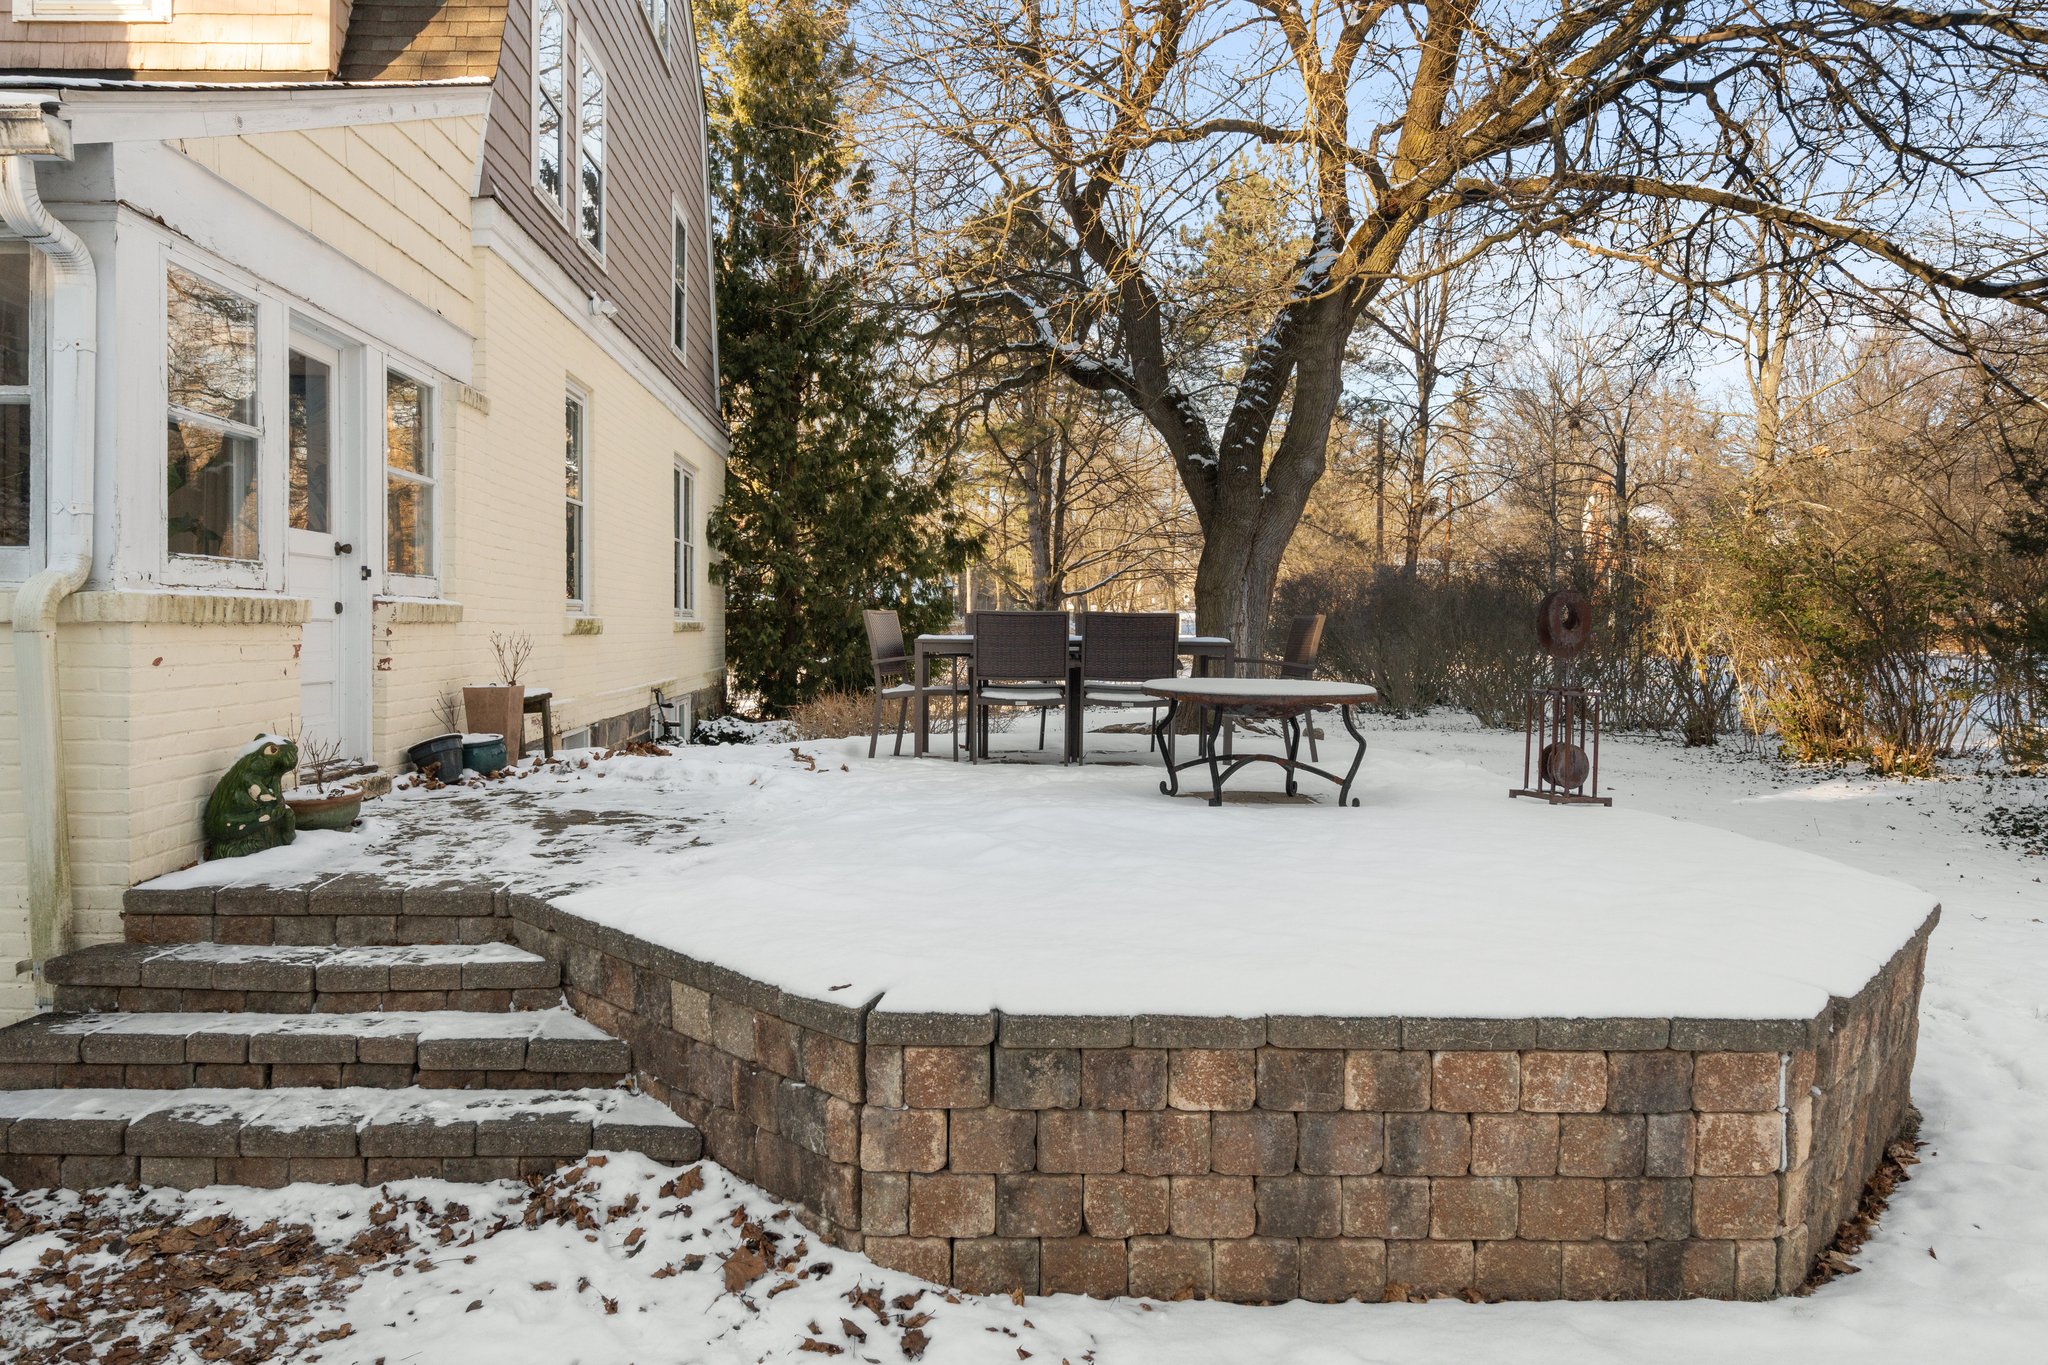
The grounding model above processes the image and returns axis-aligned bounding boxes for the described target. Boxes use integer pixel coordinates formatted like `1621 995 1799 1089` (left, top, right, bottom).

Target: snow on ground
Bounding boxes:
150 723 1935 1022
14 717 2043 1363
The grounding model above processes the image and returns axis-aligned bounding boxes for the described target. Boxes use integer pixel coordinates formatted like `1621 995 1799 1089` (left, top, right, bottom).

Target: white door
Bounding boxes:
283 334 367 761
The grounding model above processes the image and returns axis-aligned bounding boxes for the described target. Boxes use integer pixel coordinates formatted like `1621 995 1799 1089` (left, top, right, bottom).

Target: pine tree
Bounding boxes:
703 0 972 713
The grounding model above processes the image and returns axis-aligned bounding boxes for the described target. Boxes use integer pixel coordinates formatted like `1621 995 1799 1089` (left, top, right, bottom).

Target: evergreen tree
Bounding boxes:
703 0 972 713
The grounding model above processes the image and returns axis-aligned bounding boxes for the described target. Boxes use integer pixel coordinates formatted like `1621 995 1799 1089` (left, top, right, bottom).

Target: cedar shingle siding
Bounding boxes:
479 0 718 423
338 1 511 82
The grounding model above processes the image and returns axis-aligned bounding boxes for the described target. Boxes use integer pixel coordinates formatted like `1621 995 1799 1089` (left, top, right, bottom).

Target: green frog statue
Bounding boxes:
203 734 300 859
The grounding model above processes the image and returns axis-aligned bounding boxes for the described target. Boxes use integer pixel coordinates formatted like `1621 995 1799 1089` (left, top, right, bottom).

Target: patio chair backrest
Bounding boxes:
865 609 908 682
970 611 1070 683
1080 612 1180 683
1278 613 1326 678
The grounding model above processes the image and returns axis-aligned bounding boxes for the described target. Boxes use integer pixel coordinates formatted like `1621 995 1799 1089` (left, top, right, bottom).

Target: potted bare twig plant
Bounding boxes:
464 630 532 759
283 732 365 831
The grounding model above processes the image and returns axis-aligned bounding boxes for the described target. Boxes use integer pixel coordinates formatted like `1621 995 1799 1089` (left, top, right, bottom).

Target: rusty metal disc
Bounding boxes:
1535 589 1592 657
1540 740 1591 790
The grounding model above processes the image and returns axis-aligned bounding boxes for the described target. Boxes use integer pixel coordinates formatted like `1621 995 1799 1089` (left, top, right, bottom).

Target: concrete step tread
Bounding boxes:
0 1008 631 1074
0 1086 700 1163
46 941 557 992
25 1007 612 1041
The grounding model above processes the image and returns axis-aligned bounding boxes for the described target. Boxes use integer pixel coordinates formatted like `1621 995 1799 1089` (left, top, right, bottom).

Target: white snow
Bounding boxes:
11 720 2048 1360
146 721 1936 1023
0 1086 685 1129
43 1006 609 1041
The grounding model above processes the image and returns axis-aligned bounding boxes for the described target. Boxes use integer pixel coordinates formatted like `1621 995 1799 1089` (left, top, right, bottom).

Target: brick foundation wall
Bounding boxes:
119 882 1935 1302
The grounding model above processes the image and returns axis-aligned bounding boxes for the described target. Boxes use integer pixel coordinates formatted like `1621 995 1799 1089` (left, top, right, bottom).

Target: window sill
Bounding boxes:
565 614 604 636
674 617 703 633
375 597 464 626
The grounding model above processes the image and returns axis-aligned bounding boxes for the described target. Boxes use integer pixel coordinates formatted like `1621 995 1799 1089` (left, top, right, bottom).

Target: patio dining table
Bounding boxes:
913 629 1233 761
1143 677 1379 806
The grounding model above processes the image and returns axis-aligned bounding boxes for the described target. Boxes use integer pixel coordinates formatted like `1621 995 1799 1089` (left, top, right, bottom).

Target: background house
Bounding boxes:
0 0 726 1024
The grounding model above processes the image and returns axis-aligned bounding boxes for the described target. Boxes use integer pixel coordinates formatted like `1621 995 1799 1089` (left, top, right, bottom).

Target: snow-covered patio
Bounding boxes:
145 722 1936 1026
7 718 2042 1359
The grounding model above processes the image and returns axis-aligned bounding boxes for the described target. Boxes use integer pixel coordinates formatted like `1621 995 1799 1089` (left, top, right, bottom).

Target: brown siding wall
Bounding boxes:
480 0 717 424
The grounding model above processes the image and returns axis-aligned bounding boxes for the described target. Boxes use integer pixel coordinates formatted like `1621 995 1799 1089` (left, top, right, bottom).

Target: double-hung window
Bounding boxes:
385 371 436 579
565 392 588 607
533 0 567 211
674 462 695 618
165 265 262 563
577 44 607 255
0 248 32 571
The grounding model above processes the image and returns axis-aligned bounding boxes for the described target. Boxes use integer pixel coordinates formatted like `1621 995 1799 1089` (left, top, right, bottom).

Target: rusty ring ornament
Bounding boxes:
1540 740 1592 790
1535 589 1593 658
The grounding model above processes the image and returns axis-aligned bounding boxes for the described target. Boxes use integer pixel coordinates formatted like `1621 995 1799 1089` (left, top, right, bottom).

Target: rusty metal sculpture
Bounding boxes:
1511 589 1613 806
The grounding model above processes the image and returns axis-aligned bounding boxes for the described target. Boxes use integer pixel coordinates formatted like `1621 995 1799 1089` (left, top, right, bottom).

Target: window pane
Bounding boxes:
0 251 29 388
684 213 700 351
536 1 565 204
578 55 606 252
564 397 583 499
566 502 584 601
166 417 259 559
0 402 28 548
386 372 430 476
289 350 332 534
167 266 257 426
387 476 433 577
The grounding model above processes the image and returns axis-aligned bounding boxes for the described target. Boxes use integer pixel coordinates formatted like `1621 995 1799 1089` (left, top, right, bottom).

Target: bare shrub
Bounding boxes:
787 688 988 742
488 631 533 686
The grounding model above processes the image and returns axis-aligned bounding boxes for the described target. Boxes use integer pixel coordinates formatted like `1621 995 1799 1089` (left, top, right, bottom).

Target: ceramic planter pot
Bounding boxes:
284 785 363 831
464 684 526 759
463 733 508 776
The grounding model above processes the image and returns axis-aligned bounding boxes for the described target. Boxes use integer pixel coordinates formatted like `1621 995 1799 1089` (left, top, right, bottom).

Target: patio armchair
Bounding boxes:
865 609 965 758
1078 611 1181 762
967 610 1071 762
1228 613 1328 757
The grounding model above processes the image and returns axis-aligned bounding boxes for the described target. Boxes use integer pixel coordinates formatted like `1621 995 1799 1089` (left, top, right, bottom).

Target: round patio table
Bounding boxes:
1141 677 1379 807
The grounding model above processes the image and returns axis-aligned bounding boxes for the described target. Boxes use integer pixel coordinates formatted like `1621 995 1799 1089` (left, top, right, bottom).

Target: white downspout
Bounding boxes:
0 101 95 1007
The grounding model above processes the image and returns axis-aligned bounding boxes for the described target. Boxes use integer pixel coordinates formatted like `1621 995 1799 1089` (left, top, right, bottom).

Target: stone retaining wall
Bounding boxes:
118 883 1935 1302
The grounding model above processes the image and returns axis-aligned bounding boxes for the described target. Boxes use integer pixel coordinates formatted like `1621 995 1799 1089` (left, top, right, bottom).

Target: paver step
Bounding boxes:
0 1008 630 1091
0 1086 700 1189
46 942 559 1013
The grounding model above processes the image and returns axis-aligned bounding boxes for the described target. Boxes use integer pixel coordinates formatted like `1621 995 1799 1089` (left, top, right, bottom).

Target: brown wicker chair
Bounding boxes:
1228 613 1328 756
1078 611 1180 762
967 610 1071 762
865 609 964 758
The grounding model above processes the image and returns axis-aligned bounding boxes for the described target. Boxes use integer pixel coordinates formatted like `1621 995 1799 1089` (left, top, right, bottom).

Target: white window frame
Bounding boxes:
565 385 591 611
382 366 440 596
0 245 41 584
673 457 697 619
531 0 569 220
575 34 608 263
638 0 671 60
671 198 689 359
11 0 170 20
160 254 278 592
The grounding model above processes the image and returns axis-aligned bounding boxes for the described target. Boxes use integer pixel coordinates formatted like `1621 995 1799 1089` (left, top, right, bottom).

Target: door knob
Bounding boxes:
334 542 353 555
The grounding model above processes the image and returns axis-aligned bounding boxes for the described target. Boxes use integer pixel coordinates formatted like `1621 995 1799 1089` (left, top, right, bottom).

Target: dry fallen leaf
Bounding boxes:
723 1245 771 1294
901 1328 929 1360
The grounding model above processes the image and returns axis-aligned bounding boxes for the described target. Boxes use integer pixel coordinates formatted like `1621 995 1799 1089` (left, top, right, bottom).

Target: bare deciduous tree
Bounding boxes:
872 0 2048 653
